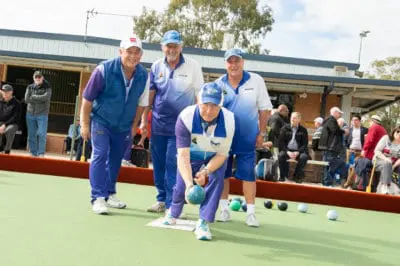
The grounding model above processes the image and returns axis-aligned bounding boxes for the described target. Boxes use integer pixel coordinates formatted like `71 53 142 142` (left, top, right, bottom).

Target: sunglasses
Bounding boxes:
34 75 43 79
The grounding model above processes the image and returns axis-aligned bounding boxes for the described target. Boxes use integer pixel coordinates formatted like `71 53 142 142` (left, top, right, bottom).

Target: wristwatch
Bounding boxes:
203 166 211 176
260 132 267 137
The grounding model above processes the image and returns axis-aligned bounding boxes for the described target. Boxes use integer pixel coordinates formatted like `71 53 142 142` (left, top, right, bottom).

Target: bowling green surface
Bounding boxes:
0 170 399 266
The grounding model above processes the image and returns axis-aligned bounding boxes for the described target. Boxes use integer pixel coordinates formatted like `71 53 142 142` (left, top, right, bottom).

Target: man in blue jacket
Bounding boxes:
80 34 149 214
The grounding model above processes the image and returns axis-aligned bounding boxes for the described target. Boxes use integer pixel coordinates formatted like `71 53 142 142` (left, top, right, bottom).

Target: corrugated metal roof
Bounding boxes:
0 28 360 70
0 32 357 78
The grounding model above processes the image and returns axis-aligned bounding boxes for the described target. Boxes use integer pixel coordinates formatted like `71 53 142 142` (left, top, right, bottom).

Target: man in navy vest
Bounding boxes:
80 34 149 214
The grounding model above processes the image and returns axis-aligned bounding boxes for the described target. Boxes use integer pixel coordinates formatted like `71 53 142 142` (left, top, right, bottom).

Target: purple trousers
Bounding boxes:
170 159 227 223
89 120 131 201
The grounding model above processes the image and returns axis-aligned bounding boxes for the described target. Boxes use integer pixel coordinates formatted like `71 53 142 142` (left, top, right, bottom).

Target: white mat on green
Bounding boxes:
147 218 196 232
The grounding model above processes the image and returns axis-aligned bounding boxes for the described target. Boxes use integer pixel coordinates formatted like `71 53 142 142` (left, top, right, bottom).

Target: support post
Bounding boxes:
320 81 334 117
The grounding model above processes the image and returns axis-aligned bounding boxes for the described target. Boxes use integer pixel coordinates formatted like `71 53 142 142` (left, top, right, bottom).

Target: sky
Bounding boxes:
1 0 399 70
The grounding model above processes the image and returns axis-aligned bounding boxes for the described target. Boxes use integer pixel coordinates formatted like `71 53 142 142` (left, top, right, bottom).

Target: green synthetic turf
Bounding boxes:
0 170 399 266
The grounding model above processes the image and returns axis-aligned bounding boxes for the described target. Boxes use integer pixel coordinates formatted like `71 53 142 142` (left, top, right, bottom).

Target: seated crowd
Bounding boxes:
267 105 399 195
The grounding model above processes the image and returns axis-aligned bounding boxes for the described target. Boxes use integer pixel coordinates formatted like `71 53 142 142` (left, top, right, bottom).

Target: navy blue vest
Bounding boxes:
91 57 148 132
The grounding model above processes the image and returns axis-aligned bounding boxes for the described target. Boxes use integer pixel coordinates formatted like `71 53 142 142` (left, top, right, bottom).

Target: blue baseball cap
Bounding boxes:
199 82 223 106
224 48 245 61
161 30 182 45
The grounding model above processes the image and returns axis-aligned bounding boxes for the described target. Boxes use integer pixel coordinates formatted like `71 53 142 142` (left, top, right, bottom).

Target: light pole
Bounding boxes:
358 30 370 65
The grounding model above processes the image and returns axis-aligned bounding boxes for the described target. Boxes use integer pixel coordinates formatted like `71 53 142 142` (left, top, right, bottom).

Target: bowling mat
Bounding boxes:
147 217 197 231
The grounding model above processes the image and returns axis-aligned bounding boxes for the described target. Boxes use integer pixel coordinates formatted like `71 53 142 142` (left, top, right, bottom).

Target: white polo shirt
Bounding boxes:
215 71 272 153
150 54 204 136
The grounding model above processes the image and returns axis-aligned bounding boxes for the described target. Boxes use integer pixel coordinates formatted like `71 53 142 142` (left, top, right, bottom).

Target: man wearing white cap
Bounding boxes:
80 34 149 214
144 30 204 213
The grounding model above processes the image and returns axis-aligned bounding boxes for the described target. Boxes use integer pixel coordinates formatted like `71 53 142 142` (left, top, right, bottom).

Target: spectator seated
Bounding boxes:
278 112 309 183
0 84 21 155
287 159 329 183
64 122 81 154
372 127 400 195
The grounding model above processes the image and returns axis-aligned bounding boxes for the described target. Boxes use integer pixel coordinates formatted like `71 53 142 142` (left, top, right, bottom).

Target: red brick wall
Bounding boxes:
46 134 66 153
294 93 341 129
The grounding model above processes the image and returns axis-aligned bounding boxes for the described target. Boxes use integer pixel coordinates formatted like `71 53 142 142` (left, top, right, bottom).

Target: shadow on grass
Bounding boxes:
211 220 397 266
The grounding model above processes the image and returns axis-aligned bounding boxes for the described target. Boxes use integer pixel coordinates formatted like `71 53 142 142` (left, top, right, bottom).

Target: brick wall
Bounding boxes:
294 93 341 129
46 134 66 153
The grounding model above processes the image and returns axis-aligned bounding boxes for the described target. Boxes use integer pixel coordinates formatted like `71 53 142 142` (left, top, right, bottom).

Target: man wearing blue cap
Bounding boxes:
163 82 235 241
216 48 273 227
144 30 204 213
80 34 149 214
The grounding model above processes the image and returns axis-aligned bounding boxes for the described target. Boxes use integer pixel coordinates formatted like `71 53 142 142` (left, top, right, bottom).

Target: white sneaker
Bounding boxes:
92 197 108 215
162 211 177 225
121 160 136 167
107 194 127 209
381 184 390 195
165 209 188 219
147 202 166 213
195 219 212 241
246 213 259 227
217 209 231 222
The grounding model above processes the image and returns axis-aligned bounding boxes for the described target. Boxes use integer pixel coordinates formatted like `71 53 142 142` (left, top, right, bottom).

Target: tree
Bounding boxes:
364 57 400 132
366 57 400 80
133 0 274 54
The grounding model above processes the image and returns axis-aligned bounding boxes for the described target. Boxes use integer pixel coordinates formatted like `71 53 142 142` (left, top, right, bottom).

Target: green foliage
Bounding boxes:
133 0 274 54
365 57 400 80
364 57 400 132
364 103 400 132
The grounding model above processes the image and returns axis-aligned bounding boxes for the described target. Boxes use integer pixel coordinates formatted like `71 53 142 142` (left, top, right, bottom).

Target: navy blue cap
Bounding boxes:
199 82 223 106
